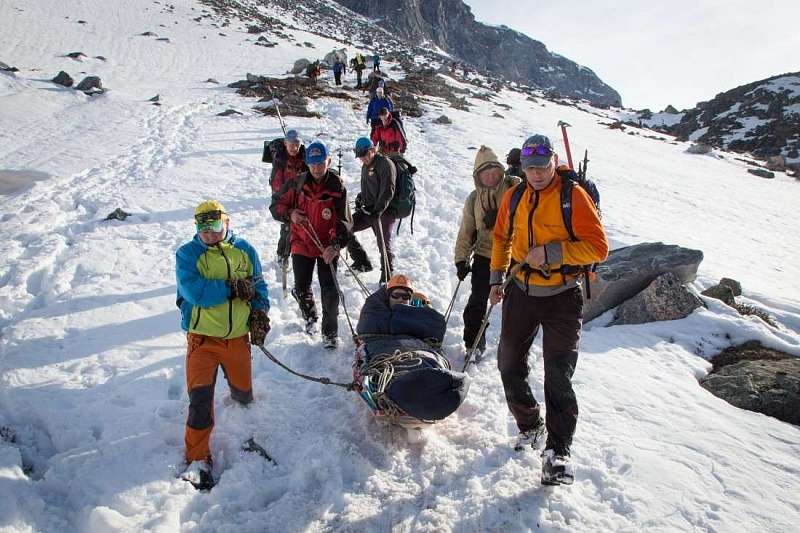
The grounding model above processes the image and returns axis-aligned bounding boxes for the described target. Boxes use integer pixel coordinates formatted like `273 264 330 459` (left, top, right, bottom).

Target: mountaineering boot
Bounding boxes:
350 257 373 273
541 449 574 486
305 317 318 336
322 334 338 350
513 418 546 451
181 459 214 491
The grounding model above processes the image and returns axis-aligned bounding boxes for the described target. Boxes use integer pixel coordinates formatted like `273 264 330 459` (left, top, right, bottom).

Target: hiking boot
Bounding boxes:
181 459 214 491
304 318 318 336
513 419 546 451
322 334 338 350
541 449 574 486
350 259 373 273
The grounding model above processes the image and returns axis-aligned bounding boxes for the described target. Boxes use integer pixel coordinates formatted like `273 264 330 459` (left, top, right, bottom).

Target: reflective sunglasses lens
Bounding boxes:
196 219 224 233
521 145 552 157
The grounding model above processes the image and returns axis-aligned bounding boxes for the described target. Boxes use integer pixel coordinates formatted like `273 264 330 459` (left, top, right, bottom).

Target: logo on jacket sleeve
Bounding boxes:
322 208 332 220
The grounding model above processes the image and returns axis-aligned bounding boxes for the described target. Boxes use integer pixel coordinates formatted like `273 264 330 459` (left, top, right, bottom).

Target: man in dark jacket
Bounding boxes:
352 137 397 283
333 58 345 86
270 141 350 349
505 148 525 179
371 108 407 155
366 86 393 132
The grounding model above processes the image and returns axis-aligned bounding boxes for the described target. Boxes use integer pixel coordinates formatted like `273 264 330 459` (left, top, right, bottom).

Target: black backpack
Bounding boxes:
386 154 417 233
262 137 284 164
507 169 601 296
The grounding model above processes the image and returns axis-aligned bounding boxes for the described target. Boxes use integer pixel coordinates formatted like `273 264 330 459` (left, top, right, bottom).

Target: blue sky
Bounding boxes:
463 0 800 110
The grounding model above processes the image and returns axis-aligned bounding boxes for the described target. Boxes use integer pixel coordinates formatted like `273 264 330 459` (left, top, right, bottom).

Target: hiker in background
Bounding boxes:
505 148 525 179
176 200 270 491
270 141 351 349
371 108 406 155
366 86 393 134
372 53 381 72
454 146 520 359
489 134 607 485
352 137 397 283
267 129 307 262
352 53 367 89
306 60 321 84
333 57 345 86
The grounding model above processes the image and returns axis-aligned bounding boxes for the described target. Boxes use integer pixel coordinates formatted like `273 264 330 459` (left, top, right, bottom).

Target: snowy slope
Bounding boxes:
1 1 799 532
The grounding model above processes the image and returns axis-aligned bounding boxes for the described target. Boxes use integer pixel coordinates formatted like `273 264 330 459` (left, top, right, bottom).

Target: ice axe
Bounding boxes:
557 120 574 170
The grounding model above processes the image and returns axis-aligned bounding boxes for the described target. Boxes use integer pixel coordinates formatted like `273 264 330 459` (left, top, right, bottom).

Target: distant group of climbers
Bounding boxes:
174 49 608 489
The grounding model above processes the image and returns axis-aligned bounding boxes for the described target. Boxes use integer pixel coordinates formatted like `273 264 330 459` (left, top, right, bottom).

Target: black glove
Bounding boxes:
249 309 270 346
229 277 256 301
354 192 363 211
456 261 471 281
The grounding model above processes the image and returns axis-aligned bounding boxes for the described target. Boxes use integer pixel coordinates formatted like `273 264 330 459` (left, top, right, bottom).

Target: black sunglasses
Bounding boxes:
194 210 224 224
389 290 412 301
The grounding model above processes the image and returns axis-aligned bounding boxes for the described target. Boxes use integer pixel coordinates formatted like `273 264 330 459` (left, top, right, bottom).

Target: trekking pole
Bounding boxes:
267 85 288 137
376 216 392 284
300 222 361 343
461 264 520 372
557 120 574 170
578 149 589 180
337 148 343 177
257 345 355 390
443 279 462 330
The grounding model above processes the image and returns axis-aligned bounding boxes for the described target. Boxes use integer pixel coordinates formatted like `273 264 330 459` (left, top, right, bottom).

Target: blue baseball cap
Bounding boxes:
305 141 329 165
285 129 301 144
520 134 554 168
353 137 374 157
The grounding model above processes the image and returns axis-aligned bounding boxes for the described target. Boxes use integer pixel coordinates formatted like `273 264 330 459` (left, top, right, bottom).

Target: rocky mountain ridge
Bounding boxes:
332 0 621 107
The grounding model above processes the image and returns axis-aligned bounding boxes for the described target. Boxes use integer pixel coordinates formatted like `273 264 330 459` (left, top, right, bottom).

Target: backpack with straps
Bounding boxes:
507 168 601 296
262 137 284 164
386 154 417 233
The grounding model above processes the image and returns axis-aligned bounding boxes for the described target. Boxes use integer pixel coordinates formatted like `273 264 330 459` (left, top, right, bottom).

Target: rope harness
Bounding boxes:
356 345 450 424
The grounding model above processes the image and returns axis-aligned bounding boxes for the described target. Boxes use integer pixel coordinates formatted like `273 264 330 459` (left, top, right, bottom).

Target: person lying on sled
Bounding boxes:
354 274 468 421
356 274 445 350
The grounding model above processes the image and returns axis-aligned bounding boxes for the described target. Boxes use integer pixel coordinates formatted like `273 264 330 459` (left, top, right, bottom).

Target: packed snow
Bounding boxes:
1 0 799 532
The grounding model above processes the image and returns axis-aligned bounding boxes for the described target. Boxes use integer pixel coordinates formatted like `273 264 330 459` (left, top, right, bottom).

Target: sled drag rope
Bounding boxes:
257 345 356 390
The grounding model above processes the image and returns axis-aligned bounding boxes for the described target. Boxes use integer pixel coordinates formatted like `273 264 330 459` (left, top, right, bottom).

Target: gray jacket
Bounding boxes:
360 153 396 216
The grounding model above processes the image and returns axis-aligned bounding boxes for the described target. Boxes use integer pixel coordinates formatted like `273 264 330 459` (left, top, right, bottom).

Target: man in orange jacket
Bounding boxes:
489 134 608 485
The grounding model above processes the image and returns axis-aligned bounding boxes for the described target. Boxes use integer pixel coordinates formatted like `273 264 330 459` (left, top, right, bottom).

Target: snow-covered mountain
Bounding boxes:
632 72 800 167
1 1 799 532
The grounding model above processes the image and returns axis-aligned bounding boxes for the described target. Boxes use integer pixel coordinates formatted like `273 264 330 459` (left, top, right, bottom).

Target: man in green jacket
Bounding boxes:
175 200 270 490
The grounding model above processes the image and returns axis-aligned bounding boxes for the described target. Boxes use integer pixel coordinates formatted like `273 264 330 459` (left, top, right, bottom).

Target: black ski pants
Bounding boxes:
462 255 491 351
334 71 342 85
353 211 396 282
497 282 583 454
292 254 339 337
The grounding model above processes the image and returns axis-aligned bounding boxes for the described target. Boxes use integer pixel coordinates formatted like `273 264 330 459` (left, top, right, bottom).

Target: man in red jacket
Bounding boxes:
269 141 350 349
371 108 407 155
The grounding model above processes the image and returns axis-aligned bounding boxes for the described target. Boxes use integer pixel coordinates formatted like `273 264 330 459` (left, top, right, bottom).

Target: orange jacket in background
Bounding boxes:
490 171 608 288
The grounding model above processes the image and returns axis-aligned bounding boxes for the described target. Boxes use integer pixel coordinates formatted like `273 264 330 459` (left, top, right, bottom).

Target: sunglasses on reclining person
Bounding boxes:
388 289 412 301
520 144 553 157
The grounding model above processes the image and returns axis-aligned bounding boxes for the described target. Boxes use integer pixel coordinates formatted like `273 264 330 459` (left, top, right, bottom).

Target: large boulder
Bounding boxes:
75 75 103 93
701 342 800 424
290 58 311 75
52 71 74 87
584 242 703 322
323 48 347 67
609 272 704 326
